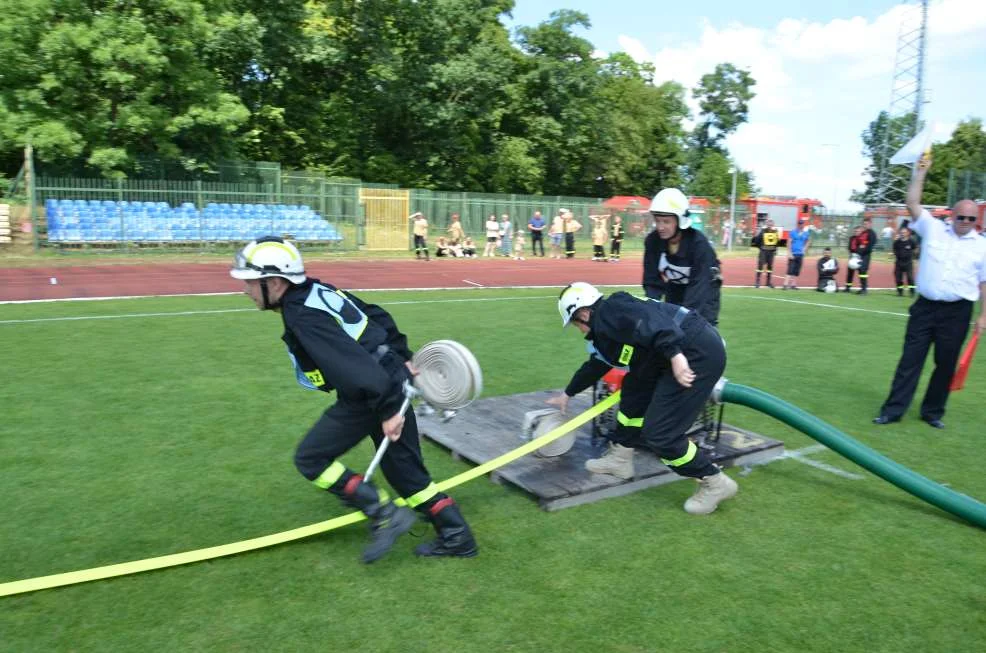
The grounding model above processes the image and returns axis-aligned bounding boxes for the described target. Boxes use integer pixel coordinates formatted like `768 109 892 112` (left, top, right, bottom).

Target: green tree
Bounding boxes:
687 151 755 202
691 63 756 153
923 119 986 205
0 0 256 176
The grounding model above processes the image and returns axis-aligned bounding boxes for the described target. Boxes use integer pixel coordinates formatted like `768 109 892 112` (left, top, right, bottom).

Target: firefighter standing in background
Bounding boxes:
752 217 780 288
411 212 430 261
843 225 863 292
852 217 878 294
609 215 625 261
229 237 478 563
548 282 738 514
893 226 918 296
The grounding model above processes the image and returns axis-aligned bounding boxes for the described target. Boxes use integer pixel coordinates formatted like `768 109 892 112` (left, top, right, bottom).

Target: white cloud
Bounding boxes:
615 0 986 211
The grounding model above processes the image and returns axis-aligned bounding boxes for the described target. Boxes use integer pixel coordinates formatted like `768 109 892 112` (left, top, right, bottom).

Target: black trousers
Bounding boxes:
413 235 429 259
565 232 576 258
610 239 622 259
879 297 973 421
610 321 725 478
757 249 776 272
895 261 914 293
531 231 545 256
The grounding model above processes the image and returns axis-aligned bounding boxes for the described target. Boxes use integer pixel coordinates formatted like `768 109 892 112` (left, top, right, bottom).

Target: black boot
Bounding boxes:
754 272 761 288
415 498 478 558
338 476 417 564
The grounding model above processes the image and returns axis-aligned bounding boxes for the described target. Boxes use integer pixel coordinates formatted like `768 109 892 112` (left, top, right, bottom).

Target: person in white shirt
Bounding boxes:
873 154 986 429
483 214 499 257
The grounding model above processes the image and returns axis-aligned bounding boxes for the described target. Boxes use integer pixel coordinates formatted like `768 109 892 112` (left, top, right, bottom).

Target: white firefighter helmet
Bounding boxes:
848 253 862 270
230 236 307 284
558 281 603 326
649 188 693 230
824 279 837 293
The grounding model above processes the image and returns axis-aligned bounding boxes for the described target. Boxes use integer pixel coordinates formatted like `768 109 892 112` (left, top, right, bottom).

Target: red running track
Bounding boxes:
0 255 900 302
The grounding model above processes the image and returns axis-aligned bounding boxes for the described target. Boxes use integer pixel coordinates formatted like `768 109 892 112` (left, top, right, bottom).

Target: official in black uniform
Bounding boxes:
230 236 477 562
854 217 878 294
643 188 722 325
874 155 986 429
548 282 738 515
752 218 779 288
892 226 918 296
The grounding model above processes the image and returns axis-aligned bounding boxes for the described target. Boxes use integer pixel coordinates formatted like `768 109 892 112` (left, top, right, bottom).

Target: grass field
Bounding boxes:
2 287 985 652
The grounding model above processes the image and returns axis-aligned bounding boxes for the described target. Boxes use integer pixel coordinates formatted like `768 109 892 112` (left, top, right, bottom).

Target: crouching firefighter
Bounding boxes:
230 237 478 562
547 282 739 515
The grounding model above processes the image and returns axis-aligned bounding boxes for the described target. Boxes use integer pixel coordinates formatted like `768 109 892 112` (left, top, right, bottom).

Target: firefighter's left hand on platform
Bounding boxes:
382 413 406 441
671 353 695 388
405 361 419 376
546 392 570 415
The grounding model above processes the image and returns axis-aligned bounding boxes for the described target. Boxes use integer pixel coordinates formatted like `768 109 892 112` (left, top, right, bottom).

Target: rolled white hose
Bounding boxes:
411 340 483 410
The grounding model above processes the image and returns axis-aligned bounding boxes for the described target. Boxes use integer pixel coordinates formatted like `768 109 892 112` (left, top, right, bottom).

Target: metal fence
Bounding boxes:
948 168 986 205
30 172 606 252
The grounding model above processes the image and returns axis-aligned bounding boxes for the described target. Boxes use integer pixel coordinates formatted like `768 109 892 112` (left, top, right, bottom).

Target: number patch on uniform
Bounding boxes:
618 345 634 365
304 369 325 386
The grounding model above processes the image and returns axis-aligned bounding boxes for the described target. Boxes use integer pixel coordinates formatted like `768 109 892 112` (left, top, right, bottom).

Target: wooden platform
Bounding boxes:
418 389 785 511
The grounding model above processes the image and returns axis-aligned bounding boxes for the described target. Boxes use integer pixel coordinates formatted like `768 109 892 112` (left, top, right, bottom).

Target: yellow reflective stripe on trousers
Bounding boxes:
404 482 439 508
312 461 346 490
616 411 643 427
661 440 697 467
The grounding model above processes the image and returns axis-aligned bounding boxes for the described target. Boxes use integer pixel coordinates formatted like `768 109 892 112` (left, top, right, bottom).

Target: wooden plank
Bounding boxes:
418 390 785 511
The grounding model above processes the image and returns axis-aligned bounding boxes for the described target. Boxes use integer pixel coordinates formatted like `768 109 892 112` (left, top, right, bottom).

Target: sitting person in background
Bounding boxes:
816 247 839 292
448 239 465 258
462 236 477 258
435 236 451 257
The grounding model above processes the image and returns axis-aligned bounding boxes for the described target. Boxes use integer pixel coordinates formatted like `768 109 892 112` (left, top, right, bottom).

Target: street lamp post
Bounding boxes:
727 166 738 251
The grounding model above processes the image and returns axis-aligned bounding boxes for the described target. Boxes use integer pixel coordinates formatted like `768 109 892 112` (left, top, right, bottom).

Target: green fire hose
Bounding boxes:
716 380 986 530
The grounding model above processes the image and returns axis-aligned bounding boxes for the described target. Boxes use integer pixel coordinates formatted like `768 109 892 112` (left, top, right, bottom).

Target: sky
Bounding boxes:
504 0 986 211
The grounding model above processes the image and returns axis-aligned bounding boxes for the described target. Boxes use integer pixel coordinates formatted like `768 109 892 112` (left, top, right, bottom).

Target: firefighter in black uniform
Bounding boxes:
230 236 477 563
547 282 738 514
643 188 722 325
854 217 878 294
893 226 918 296
609 215 625 261
843 225 862 292
752 217 779 288
816 247 839 292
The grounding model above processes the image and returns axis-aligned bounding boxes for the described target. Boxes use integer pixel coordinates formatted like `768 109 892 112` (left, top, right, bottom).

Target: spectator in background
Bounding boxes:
498 214 513 257
435 236 451 257
462 236 477 258
549 210 565 259
609 215 625 262
483 214 499 257
528 210 546 257
591 215 608 261
881 222 895 248
874 153 986 429
447 213 466 244
563 210 582 259
513 229 526 260
411 212 430 261
783 218 812 290
893 226 918 297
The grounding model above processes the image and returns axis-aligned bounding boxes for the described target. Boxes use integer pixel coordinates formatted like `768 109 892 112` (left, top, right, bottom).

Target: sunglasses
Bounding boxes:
954 215 978 223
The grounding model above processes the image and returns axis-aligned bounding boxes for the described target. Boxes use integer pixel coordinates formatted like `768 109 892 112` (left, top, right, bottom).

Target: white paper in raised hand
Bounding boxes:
889 122 948 165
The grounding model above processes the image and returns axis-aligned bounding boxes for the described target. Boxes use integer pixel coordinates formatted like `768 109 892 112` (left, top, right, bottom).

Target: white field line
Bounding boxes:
740 443 865 480
0 295 558 325
462 279 485 287
731 294 909 318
